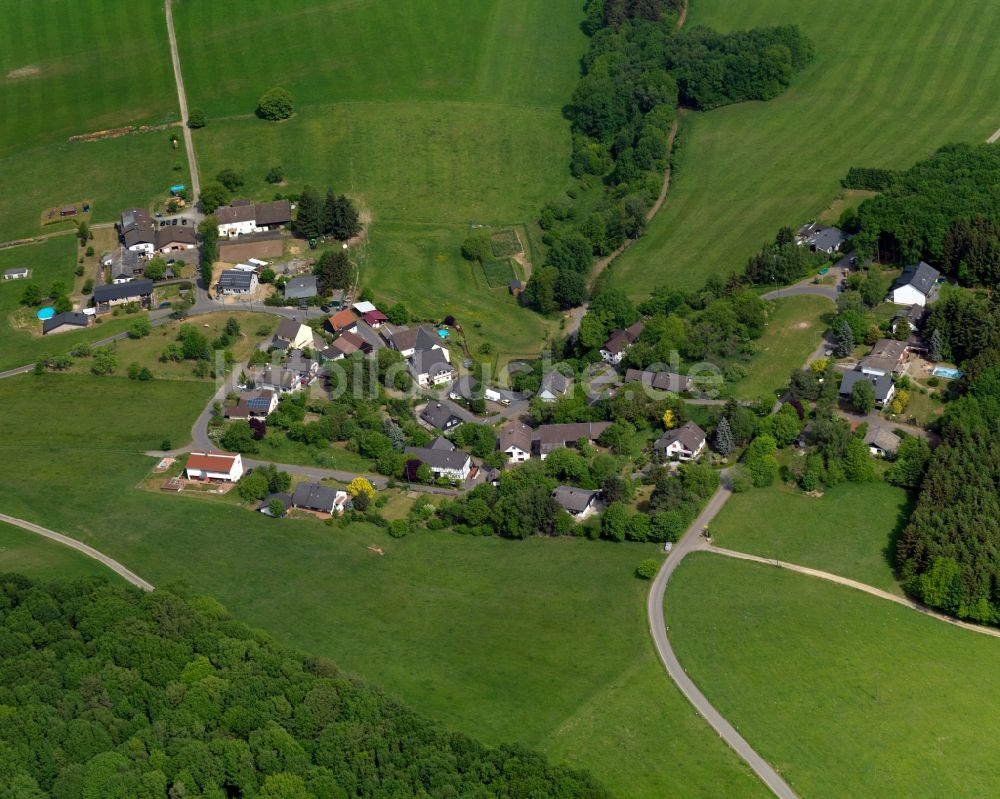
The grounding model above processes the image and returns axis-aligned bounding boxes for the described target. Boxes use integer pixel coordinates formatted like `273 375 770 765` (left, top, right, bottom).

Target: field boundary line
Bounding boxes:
706 545 1000 640
0 512 154 591
164 0 200 203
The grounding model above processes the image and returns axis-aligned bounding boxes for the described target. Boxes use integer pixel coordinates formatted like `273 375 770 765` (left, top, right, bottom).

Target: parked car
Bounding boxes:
158 301 172 309
171 219 178 226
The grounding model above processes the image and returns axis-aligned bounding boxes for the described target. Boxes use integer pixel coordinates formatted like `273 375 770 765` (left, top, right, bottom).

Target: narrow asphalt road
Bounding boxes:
164 0 200 204
0 512 154 591
647 475 800 799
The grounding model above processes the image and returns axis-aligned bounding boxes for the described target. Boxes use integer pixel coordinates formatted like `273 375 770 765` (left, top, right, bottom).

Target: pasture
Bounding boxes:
0 238 134 371
0 522 124 584
709 481 911 592
0 372 765 798
611 0 1000 295
174 0 584 359
667 554 1000 797
0 0 185 239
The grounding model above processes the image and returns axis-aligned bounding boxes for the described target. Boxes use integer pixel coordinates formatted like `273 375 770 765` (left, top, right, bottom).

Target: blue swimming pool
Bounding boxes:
932 366 962 379
438 329 449 338
36 307 55 320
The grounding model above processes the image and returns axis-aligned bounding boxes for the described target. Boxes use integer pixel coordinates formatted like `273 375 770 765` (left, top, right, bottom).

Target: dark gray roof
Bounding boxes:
215 204 255 225
42 311 88 334
894 261 940 295
839 369 894 402
291 482 340 512
552 486 597 514
654 421 706 453
283 274 318 299
155 226 196 249
537 422 611 448
864 427 900 453
500 421 532 454
429 436 454 451
260 368 299 390
538 370 571 397
421 402 462 431
404 444 471 472
623 369 692 393
409 349 453 378
259 492 292 515
274 318 304 342
93 279 153 303
217 270 255 291
119 208 155 247
4 267 28 277
255 200 292 226
390 325 440 352
808 226 846 251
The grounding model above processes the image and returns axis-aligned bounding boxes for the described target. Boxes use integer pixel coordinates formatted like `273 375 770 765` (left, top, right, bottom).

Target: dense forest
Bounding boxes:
897 363 1000 624
853 143 1000 278
0 576 608 799
522 0 813 313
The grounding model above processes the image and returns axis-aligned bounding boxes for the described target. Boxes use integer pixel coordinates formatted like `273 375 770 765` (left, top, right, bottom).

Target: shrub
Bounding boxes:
636 559 659 580
265 165 285 184
188 108 206 128
389 519 410 538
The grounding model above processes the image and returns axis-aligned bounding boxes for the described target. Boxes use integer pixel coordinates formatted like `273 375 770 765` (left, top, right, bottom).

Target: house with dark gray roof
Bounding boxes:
623 368 692 393
284 274 318 300
536 422 611 459
93 278 153 312
216 200 292 237
388 325 441 357
259 492 292 517
408 349 454 386
807 226 847 254
860 339 908 377
891 261 940 307
864 427 900 457
499 421 532 464
291 482 348 515
3 267 29 280
600 320 644 364
537 370 571 402
420 402 463 433
155 226 197 253
42 311 89 335
117 208 156 254
654 421 706 462
216 269 258 295
404 439 472 481
839 369 895 406
551 486 599 518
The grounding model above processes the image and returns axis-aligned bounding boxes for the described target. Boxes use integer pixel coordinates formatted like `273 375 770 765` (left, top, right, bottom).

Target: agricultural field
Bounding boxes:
0 522 124 584
709 481 911 593
734 295 833 400
611 0 1000 295
667 554 1000 798
0 0 186 239
0 237 134 371
0 372 765 798
174 0 583 359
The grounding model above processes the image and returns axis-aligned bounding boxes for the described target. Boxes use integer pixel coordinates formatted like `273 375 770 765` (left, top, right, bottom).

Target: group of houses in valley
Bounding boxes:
796 222 849 254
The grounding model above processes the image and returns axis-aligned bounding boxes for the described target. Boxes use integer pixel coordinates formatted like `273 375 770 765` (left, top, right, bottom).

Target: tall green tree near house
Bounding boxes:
851 379 875 415
835 320 855 356
295 186 323 240
314 249 353 293
714 415 735 455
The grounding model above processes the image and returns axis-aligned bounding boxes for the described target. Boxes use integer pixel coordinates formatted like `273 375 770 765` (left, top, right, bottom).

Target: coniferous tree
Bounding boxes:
323 188 338 236
929 328 944 362
835 320 855 356
295 186 324 239
331 194 361 240
714 415 735 455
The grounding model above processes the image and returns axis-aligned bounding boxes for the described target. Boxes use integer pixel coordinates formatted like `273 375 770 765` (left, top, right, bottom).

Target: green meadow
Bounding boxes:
0 372 764 798
0 0 185 238
0 522 124 584
611 0 1000 295
667 554 1000 798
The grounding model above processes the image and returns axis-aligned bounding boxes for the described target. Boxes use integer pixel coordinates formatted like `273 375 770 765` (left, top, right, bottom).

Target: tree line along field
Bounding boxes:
667 554 1000 798
0 0 187 239
173 0 585 354
0 372 765 798
610 0 1000 296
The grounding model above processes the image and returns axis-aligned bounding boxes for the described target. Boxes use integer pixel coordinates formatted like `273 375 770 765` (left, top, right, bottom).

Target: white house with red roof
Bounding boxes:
185 451 244 482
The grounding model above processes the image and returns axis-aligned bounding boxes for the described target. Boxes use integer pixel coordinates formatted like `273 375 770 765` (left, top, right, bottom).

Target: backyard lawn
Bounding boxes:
611 0 1000 295
709 481 911 593
735 294 833 400
0 371 766 799
667 554 1000 798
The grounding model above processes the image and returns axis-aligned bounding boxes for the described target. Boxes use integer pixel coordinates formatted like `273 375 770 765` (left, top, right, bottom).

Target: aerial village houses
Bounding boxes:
216 269 258 296
796 222 848 254
117 208 156 255
215 200 292 237
890 261 940 306
551 486 599 519
865 427 901 458
322 331 369 360
3 267 29 280
405 438 472 481
290 482 349 516
420 402 463 433
283 274 318 302
623 368 692 393
185 451 244 482
600 321 644 365
409 349 455 387
859 339 908 377
92 279 153 313
536 422 611 459
224 389 279 420
42 312 89 336
326 309 360 336
500 421 532 464
654 421 707 462
839 369 896 407
537 370 571 403
155 226 197 254
272 319 316 351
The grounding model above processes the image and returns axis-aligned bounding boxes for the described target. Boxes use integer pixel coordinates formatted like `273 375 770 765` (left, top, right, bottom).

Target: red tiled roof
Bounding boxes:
187 450 239 472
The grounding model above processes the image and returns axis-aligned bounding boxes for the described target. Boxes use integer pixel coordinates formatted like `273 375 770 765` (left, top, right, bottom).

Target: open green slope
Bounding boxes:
610 0 1000 295
0 372 765 798
0 522 124 583
667 554 1000 797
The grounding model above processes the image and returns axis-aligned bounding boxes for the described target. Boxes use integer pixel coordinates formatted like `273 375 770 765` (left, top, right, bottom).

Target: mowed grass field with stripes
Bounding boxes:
610 0 1000 295
0 0 188 239
174 0 586 357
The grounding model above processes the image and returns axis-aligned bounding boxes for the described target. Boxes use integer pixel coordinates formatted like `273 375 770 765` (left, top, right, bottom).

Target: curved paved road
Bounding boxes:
648 477 800 799
0 512 153 591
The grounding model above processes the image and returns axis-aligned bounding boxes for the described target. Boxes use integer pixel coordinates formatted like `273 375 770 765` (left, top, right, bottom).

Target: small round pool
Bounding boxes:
36 307 55 321
438 329 449 338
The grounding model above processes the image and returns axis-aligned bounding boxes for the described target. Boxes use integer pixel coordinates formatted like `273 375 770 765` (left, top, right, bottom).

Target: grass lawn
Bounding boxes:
0 522 125 585
0 238 134 371
250 432 373 474
360 221 559 365
710 481 912 593
174 0 584 363
735 295 833 400
610 0 1000 296
666 554 1000 798
0 371 766 798
0 0 185 238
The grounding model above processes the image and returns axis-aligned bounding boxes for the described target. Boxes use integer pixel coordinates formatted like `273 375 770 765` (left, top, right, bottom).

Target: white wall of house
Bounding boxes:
128 242 155 255
218 220 258 238
504 446 530 463
430 459 471 481
600 349 624 365
891 285 927 307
